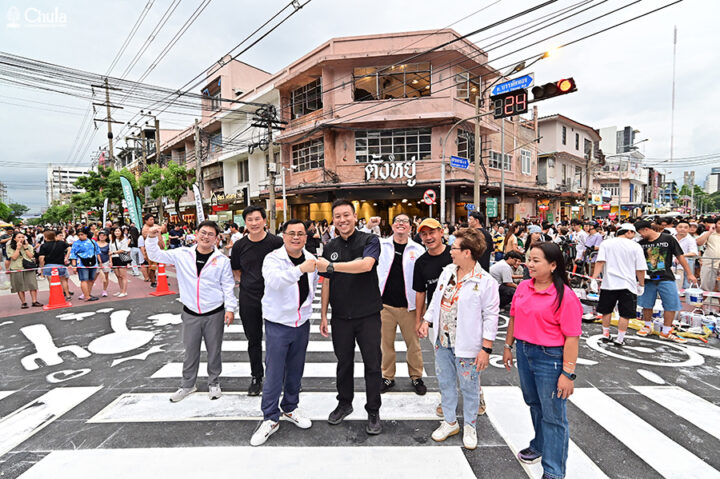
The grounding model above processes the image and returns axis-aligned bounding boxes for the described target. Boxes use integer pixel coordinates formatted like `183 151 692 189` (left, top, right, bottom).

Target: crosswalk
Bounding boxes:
2 283 720 478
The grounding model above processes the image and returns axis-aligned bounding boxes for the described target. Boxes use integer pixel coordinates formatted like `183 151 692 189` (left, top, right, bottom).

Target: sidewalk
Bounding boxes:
0 268 178 319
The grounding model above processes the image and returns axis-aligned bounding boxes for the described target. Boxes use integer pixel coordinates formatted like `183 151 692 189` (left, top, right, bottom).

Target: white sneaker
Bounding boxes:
169 386 197 403
113 292 121 297
209 384 221 400
463 425 477 450
431 420 460 442
250 420 279 446
282 408 312 429
117 293 128 297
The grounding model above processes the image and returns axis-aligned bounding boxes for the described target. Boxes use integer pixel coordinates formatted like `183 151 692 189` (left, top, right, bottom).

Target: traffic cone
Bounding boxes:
44 267 72 311
149 263 176 296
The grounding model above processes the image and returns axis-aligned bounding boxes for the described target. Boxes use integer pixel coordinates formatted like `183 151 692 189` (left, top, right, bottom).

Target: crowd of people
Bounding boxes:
2 207 714 479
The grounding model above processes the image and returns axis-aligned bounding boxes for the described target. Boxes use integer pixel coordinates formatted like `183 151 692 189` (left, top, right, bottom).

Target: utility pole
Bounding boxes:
267 126 277 233
194 119 202 197
500 119 505 220
91 79 124 169
473 96 481 216
584 155 591 220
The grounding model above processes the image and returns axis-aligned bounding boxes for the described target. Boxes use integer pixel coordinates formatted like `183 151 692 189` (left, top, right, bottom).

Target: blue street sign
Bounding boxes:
465 203 476 211
450 155 469 169
491 73 534 96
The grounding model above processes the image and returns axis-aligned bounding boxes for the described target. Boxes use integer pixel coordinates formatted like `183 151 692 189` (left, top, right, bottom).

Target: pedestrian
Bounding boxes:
109 227 131 297
146 221 237 402
376 213 426 396
502 242 582 479
591 223 647 346
69 227 102 302
304 220 321 257
489 251 524 309
418 227 499 450
38 229 72 301
168 223 185 249
141 215 161 287
634 220 696 343
230 205 284 396
503 224 522 255
467 211 494 271
317 199 383 435
673 219 698 289
695 217 720 291
94 230 111 297
250 219 318 446
128 223 143 277
5 231 42 308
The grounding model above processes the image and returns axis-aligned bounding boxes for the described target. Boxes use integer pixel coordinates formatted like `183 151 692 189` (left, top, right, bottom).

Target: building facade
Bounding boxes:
46 165 91 205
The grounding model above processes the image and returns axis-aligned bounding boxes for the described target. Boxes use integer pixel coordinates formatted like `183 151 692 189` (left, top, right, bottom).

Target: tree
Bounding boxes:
37 203 73 225
8 203 29 219
0 201 13 222
71 167 141 217
139 161 195 220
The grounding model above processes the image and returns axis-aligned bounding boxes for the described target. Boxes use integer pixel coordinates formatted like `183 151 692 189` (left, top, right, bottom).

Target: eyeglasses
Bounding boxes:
394 219 410 224
450 246 464 251
198 231 216 238
285 232 307 238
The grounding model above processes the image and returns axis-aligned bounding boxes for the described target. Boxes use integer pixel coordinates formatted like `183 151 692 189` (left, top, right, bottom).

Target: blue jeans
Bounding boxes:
434 340 481 429
637 280 682 311
516 340 569 479
682 257 696 290
260 320 310 422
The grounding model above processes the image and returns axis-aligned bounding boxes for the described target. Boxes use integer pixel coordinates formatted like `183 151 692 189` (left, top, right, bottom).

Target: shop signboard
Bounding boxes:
571 206 580 212
547 212 554 223
364 154 417 187
486 197 498 217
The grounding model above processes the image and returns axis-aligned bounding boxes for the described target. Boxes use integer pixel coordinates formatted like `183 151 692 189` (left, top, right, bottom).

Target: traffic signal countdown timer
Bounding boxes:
489 78 577 120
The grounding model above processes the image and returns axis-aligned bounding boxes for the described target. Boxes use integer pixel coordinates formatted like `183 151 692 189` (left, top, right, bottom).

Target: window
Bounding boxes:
575 165 583 187
209 132 222 153
561 126 567 145
457 130 476 162
455 72 482 104
521 149 531 175
237 159 249 183
292 138 324 171
291 78 323 118
575 133 579 150
355 128 432 163
584 138 592 160
210 91 221 111
489 151 511 171
353 63 431 101
561 164 567 183
601 183 620 196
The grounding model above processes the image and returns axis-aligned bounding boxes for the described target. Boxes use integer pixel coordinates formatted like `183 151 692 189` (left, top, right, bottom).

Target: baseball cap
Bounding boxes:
527 225 542 234
619 223 637 233
418 218 442 231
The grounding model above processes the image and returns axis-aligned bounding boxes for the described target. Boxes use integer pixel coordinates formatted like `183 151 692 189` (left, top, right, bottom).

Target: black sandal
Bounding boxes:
32 302 43 307
21 303 28 309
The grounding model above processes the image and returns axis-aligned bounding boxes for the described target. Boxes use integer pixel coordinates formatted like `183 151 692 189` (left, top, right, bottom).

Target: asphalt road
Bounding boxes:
0 288 719 479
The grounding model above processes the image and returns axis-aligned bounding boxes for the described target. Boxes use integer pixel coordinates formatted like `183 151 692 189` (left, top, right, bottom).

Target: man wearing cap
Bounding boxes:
591 223 647 346
376 213 426 395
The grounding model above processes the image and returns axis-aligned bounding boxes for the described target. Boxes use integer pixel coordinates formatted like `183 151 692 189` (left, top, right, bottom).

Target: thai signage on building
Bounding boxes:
364 154 417 187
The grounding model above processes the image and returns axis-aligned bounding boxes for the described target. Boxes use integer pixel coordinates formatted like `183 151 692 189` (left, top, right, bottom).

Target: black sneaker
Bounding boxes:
248 376 263 396
612 338 624 347
517 447 542 464
380 378 395 393
411 378 427 396
327 403 353 425
150 282 157 288
366 412 382 435
601 335 612 343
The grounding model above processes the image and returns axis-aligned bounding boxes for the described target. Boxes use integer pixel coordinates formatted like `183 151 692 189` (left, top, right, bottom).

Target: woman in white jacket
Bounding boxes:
419 228 499 450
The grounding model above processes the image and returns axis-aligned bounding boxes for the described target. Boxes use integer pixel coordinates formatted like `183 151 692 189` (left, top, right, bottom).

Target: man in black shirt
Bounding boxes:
467 211 494 271
317 199 383 435
231 205 283 395
412 218 452 332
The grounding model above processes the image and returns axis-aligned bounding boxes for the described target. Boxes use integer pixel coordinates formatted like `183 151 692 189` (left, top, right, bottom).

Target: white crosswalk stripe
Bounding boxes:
201 339 407 353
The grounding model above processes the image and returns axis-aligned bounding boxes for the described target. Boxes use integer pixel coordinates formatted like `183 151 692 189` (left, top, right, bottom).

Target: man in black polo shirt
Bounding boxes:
467 211 494 271
317 199 383 435
231 205 283 396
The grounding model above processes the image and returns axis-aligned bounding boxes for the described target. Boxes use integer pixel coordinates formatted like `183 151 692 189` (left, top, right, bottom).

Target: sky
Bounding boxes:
1 0 717 214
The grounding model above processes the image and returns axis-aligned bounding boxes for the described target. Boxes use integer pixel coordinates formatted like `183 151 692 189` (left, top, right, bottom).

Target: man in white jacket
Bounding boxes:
250 219 318 446
376 213 426 395
145 221 237 403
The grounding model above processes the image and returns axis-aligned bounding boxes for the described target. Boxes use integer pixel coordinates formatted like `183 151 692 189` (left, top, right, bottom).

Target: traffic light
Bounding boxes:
532 77 577 100
490 89 528 119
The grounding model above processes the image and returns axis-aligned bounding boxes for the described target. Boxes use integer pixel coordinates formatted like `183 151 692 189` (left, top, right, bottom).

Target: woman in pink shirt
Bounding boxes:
502 242 582 479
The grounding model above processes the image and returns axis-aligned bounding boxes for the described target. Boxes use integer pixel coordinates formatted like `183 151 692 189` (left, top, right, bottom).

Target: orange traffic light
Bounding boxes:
557 78 574 92
532 77 577 100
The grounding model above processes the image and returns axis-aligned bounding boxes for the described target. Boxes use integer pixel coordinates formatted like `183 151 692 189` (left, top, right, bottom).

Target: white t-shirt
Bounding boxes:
575 230 588 259
489 260 513 285
66 234 78 245
676 235 698 256
596 237 647 293
230 232 242 244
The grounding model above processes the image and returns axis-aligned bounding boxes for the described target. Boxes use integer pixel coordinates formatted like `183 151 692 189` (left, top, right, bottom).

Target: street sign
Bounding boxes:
486 197 498 217
491 73 534 96
423 189 436 205
465 203 476 211
450 156 470 169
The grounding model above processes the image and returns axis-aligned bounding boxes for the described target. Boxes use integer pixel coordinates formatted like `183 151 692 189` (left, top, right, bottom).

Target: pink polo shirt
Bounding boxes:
510 279 582 347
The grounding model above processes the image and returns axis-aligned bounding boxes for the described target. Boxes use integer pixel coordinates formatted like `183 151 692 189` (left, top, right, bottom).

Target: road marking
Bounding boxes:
202 340 407 353
151 362 426 379
633 385 720 442
89 391 441 423
225 324 324 334
18 446 477 478
484 386 609 479
0 386 101 457
570 388 719 479
0 391 15 403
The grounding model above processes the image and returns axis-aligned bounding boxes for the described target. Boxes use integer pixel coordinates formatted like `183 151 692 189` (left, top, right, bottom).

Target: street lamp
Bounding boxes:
280 165 297 223
605 138 648 218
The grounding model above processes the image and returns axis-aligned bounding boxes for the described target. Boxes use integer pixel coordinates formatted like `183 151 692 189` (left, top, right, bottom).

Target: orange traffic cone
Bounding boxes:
44 267 72 311
150 263 176 296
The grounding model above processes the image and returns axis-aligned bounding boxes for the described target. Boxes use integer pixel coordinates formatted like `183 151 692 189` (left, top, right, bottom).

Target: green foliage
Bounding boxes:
0 201 13 222
8 203 29 219
38 202 74 225
139 161 195 216
70 166 140 214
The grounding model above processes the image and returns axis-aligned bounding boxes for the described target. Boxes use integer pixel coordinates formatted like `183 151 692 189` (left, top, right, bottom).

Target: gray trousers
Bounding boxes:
180 309 225 388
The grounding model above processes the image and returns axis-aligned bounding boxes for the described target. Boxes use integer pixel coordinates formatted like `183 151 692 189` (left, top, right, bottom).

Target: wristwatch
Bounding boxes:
326 262 335 274
481 346 493 354
561 370 577 381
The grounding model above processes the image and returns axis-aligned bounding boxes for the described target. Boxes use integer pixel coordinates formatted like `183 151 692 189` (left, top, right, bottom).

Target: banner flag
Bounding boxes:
102 198 108 225
193 184 205 223
120 176 141 227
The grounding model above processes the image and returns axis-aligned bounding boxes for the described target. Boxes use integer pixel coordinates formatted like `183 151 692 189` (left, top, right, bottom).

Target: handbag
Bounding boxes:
79 241 98 267
21 247 37 270
112 240 132 266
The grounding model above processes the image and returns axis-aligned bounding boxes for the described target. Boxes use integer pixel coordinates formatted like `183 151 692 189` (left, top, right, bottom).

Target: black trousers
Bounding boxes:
331 312 382 414
499 284 516 309
239 300 264 379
